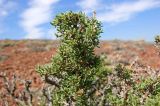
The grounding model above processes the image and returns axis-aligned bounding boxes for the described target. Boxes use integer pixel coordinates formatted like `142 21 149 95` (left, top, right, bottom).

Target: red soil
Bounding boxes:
0 40 159 105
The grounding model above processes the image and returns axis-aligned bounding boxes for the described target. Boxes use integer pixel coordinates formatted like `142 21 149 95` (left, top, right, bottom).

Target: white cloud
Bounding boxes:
97 0 160 24
77 0 160 24
20 0 59 39
76 0 101 13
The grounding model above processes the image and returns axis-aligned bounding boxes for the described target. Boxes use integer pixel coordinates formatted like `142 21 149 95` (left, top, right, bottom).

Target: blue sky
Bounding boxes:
0 0 160 41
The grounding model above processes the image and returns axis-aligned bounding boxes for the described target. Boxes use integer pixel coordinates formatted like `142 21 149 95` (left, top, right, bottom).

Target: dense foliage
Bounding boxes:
36 11 108 105
36 11 160 106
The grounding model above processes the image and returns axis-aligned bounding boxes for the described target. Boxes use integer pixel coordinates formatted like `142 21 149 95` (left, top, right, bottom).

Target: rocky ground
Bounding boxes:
0 40 160 105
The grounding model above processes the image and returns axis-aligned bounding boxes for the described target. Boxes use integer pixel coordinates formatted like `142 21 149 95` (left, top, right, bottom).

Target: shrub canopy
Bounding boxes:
37 11 107 105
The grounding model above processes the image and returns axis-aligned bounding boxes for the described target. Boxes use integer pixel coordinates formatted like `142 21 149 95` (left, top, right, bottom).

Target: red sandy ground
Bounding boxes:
0 40 160 86
0 40 160 105
0 42 56 87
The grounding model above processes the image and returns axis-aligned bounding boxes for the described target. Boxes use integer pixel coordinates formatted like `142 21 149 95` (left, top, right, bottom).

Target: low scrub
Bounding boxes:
0 40 16 49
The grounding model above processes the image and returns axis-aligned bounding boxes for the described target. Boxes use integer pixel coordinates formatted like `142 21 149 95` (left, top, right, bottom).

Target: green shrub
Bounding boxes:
36 11 160 105
104 64 160 106
36 11 109 105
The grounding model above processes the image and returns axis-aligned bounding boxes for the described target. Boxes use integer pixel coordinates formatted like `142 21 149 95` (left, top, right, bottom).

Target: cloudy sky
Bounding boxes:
0 0 160 41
